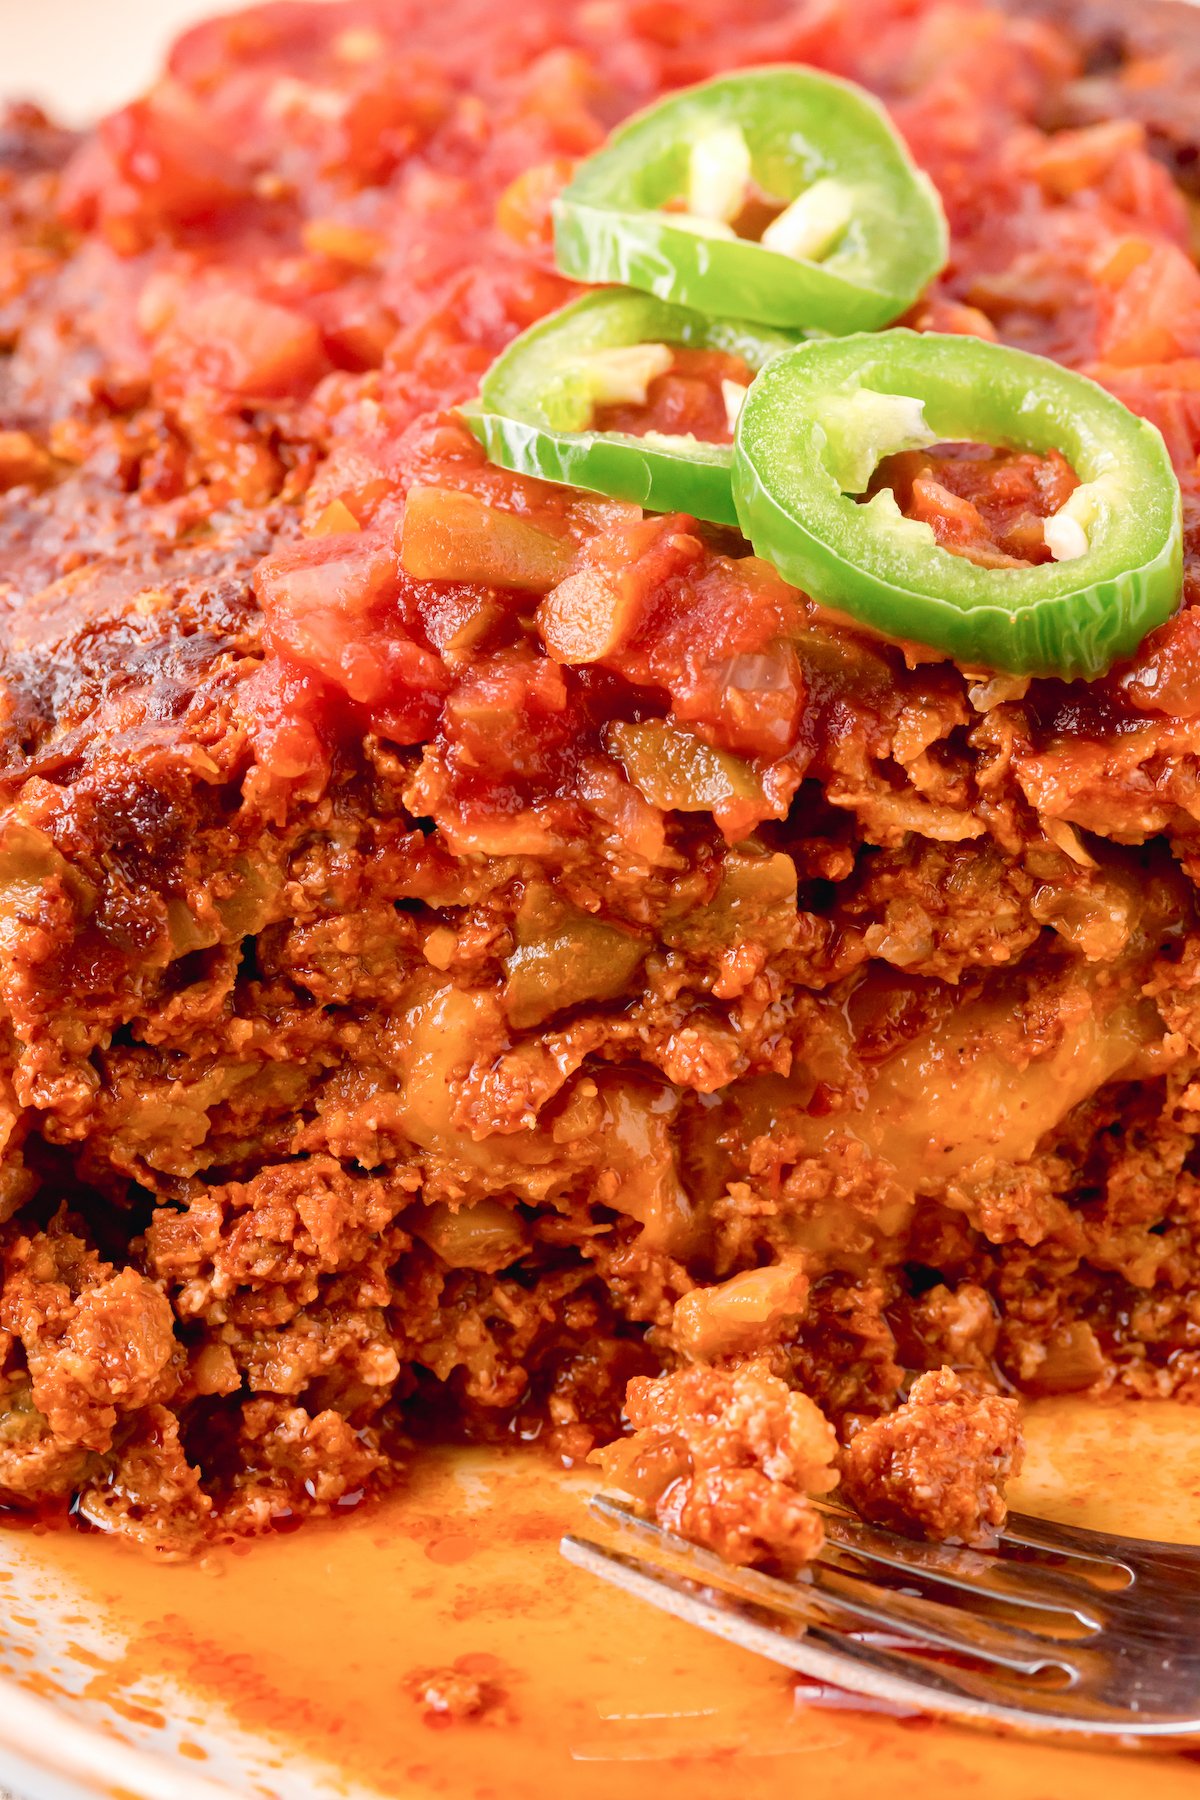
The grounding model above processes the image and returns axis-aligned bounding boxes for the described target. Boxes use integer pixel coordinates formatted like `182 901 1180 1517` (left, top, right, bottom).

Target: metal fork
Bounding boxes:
561 1494 1200 1745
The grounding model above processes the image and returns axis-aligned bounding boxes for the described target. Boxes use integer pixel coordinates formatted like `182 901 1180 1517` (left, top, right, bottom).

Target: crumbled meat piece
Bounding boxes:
207 1397 393 1533
891 1281 1001 1375
0 1377 94 1504
840 1368 1024 1546
72 1404 213 1558
594 1361 839 1572
0 1223 180 1453
409 1660 510 1726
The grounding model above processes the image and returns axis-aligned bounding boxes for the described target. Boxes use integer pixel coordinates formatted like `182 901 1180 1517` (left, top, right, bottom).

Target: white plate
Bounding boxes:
0 0 327 124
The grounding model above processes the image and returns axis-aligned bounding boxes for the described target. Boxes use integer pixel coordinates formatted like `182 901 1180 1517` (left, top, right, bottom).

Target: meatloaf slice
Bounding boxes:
0 0 1199 1555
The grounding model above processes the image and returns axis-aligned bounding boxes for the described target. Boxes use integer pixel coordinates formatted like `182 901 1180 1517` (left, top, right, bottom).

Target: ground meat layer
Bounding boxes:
1 0 1200 1557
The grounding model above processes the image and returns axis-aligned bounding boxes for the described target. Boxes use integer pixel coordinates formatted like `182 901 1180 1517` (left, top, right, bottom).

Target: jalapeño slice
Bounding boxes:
732 330 1183 679
462 288 798 526
553 68 948 335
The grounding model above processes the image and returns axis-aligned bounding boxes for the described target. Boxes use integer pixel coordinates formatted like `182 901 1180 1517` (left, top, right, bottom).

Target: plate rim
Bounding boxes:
0 1679 245 1800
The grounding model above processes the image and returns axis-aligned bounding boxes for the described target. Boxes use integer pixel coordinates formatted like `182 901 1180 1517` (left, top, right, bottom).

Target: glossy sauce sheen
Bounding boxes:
4 1398 1200 1799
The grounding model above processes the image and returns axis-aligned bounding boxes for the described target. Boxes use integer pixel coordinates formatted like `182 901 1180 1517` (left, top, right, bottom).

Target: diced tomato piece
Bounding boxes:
532 511 807 761
312 289 400 373
614 546 806 761
255 533 447 740
59 96 247 248
878 445 1078 568
168 5 334 83
257 531 399 632
671 639 807 762
155 289 327 398
495 158 576 250
442 650 578 784
1026 120 1146 201
324 68 450 183
1119 609 1200 719
1088 361 1200 474
240 659 337 786
1100 244 1200 368
368 637 455 745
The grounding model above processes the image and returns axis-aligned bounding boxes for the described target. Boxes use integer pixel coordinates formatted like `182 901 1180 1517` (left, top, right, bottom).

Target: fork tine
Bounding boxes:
561 1532 1088 1736
1002 1511 1138 1559
809 1563 1077 1670
589 1493 1102 1624
586 1495 1075 1673
562 1533 976 1702
814 1504 1108 1626
1000 1510 1196 1573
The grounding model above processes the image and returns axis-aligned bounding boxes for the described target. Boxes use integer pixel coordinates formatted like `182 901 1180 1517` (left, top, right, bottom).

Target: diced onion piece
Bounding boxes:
968 673 1031 712
812 388 937 494
1042 476 1100 562
641 429 704 450
721 378 749 433
576 342 674 408
1043 510 1089 562
399 486 575 591
1041 815 1098 869
1043 475 1115 563
661 212 739 240
332 25 388 62
192 1342 241 1396
1028 1321 1107 1394
671 1260 810 1360
761 177 855 263
0 822 93 921
686 123 753 225
412 1199 528 1272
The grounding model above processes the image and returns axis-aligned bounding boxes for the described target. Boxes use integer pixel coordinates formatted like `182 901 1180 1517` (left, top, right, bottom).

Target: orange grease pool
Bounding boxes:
8 1396 1200 1799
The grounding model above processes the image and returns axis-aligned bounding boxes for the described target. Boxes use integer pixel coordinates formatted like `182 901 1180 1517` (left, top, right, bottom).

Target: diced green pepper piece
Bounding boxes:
666 848 799 954
606 719 774 843
503 883 647 1028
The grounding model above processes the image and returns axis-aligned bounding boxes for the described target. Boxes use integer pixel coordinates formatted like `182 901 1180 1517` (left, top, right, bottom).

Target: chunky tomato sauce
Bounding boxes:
35 0 1200 843
872 444 1080 568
